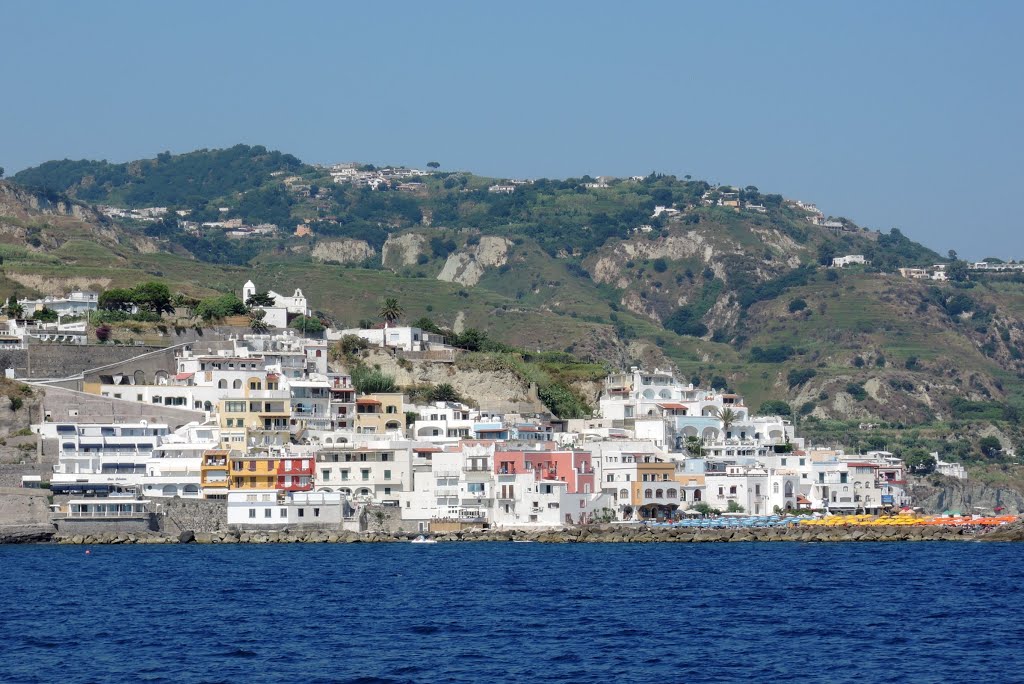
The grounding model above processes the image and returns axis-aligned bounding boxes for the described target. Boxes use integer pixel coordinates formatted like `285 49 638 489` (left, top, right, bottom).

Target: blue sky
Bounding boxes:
2 1 1021 258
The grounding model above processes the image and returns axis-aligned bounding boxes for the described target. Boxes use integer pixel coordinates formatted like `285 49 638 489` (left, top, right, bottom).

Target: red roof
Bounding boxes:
356 397 382 405
797 495 811 504
413 447 442 453
846 462 879 468
173 372 194 380
657 402 688 411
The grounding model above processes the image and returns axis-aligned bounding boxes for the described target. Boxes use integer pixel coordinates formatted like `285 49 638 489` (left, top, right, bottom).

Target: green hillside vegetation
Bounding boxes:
2 145 1022 461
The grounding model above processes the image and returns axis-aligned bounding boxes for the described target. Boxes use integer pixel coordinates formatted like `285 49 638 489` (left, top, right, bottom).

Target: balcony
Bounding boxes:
462 465 491 472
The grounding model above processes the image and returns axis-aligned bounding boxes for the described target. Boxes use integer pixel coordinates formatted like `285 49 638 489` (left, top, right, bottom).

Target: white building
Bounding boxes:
832 254 866 268
141 422 219 499
227 489 345 527
241 280 312 329
704 463 799 515
17 291 98 317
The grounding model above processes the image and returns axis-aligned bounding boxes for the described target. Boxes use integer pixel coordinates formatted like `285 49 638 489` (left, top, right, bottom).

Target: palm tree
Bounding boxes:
378 297 404 328
248 308 269 334
713 407 738 435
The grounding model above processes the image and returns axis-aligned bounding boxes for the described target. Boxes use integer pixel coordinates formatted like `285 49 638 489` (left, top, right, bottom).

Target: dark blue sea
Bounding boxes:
2 543 1023 683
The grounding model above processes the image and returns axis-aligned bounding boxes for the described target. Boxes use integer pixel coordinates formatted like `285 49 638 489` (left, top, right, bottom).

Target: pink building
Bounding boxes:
494 448 596 494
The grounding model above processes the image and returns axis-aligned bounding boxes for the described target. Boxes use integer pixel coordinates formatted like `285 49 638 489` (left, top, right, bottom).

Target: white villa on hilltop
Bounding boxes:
242 280 312 328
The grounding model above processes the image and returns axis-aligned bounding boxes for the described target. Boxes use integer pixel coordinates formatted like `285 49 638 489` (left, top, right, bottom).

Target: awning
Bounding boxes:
50 482 116 493
657 403 688 411
797 495 811 504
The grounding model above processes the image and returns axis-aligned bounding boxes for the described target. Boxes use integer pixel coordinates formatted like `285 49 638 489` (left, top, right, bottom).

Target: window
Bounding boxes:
280 509 287 518
729 486 737 495
314 508 321 517
361 469 370 481
655 489 663 498
264 509 272 518
341 469 349 480
384 487 391 495
384 469 392 480
667 489 677 498
645 488 653 498
755 484 761 496
773 482 780 494
249 508 256 518
606 474 614 482
619 488 628 499
322 469 331 480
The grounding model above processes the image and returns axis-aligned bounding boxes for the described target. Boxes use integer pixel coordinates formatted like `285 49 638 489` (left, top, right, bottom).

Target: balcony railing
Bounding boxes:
463 465 491 472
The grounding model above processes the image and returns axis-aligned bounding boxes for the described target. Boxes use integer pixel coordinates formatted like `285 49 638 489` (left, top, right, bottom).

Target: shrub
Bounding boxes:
652 257 668 273
758 400 792 416
787 368 817 388
788 298 807 313
846 383 868 401
750 345 795 363
351 366 398 394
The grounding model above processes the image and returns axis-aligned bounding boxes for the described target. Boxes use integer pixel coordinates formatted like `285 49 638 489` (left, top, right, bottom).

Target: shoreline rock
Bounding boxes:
2 522 1019 545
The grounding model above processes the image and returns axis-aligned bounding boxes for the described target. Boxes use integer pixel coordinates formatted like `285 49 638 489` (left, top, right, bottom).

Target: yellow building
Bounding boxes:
355 393 405 435
200 448 232 498
229 453 280 490
218 391 292 451
631 460 679 517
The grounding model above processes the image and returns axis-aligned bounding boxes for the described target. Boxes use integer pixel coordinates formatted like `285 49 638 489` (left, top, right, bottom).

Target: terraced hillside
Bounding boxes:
5 146 1024 462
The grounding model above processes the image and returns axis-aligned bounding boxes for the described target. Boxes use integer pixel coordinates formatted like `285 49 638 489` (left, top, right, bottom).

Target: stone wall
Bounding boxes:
0 343 166 380
55 516 157 535
38 385 204 427
0 487 51 525
156 498 228 534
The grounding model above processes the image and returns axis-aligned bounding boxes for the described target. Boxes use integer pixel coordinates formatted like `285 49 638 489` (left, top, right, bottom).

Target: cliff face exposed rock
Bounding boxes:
436 237 511 286
908 475 1024 515
311 238 376 265
381 233 427 268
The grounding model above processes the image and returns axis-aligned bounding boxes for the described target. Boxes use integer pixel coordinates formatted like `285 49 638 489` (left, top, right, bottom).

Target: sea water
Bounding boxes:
1 542 1023 683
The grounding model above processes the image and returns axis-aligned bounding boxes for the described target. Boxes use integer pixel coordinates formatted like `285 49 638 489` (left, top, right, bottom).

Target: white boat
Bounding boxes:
410 535 437 544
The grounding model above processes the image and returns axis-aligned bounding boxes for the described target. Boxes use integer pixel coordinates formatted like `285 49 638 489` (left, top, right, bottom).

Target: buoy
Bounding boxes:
85 549 91 555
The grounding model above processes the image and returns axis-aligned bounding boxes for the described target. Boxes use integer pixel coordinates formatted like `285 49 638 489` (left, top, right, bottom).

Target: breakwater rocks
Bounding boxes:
27 523 1024 545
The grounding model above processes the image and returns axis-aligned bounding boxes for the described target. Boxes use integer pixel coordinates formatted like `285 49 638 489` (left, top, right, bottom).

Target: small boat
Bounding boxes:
410 535 437 544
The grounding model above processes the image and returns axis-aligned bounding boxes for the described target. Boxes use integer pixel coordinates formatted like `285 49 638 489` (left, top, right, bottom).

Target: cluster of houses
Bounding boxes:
31 293 923 530
325 163 431 191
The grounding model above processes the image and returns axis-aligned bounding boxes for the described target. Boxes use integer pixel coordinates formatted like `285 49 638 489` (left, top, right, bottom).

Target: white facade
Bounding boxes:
227 489 345 526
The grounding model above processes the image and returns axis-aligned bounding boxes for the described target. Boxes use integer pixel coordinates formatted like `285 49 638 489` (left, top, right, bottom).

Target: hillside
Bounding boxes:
4 145 1024 464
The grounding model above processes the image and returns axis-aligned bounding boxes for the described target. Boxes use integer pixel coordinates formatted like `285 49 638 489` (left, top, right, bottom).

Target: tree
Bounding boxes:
713 407 738 434
0 166 4 179
980 436 1002 458
726 500 745 513
172 293 200 319
289 315 325 335
32 306 58 323
245 291 276 308
131 281 174 316
947 260 969 282
248 308 269 334
427 383 462 403
427 161 440 169
788 298 807 313
758 400 792 416
95 324 113 343
4 296 23 319
99 288 135 312
378 297 404 327
684 435 704 458
904 449 936 474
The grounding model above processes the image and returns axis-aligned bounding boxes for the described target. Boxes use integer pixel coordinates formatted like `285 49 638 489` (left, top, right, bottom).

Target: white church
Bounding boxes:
242 280 312 329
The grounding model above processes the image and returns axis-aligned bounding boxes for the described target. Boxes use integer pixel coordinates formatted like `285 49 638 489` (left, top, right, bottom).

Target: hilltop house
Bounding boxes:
241 280 311 328
832 255 866 268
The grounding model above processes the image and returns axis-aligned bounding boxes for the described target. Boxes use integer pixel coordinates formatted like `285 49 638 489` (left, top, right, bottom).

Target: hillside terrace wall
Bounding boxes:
0 343 165 380
37 385 204 428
